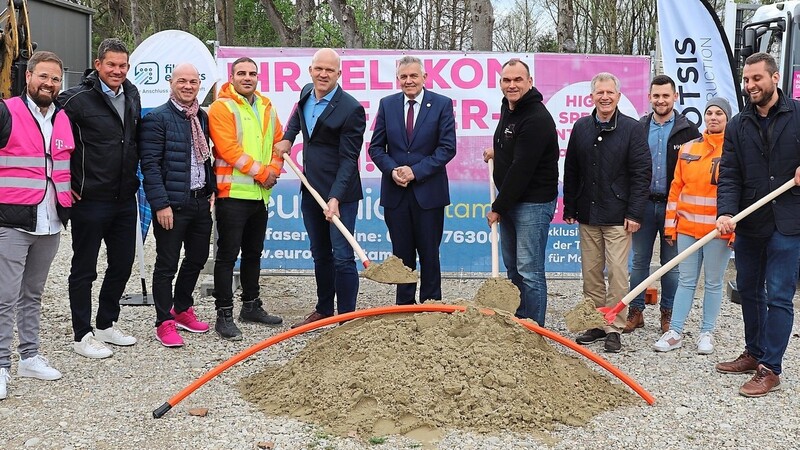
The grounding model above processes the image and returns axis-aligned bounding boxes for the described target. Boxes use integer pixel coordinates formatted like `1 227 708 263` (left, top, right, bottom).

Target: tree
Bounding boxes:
469 0 493 50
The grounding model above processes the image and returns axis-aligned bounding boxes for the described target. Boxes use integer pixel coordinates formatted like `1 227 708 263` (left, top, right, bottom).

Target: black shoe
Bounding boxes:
215 307 242 341
604 332 622 353
239 299 283 326
576 328 607 345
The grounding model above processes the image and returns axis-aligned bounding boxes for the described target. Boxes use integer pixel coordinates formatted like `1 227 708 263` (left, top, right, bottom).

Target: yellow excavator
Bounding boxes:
0 0 32 98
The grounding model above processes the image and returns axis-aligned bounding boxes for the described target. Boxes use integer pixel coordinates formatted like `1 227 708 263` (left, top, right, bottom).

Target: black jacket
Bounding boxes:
718 90 800 237
0 95 71 230
563 108 652 225
491 87 559 216
139 101 215 212
58 70 141 201
639 111 701 196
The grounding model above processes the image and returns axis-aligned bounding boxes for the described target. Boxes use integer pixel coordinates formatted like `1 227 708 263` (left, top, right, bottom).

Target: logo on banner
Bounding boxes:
135 62 159 85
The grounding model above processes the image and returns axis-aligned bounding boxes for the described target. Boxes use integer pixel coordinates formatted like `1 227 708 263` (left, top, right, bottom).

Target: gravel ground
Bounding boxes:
1 229 800 450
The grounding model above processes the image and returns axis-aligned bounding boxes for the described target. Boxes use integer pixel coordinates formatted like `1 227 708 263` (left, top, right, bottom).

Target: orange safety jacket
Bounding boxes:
209 82 284 202
664 131 733 244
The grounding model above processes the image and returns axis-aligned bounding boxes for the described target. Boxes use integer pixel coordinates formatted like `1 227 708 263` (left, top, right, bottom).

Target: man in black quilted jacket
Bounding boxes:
58 38 142 359
140 63 214 348
563 72 651 353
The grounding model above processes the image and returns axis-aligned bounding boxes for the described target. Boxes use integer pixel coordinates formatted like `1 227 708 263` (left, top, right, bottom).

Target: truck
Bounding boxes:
729 1 800 97
0 0 32 98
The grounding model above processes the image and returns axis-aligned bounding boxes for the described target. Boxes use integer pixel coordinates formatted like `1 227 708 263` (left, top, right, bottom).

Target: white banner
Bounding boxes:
129 30 219 111
657 0 740 128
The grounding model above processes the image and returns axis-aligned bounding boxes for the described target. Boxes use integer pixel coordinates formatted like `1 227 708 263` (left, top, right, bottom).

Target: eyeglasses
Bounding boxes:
32 72 62 84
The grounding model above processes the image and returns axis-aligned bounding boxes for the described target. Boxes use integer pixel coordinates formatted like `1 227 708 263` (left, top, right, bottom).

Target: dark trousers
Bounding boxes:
213 198 267 309
384 189 444 304
301 193 359 316
68 198 137 341
152 196 212 326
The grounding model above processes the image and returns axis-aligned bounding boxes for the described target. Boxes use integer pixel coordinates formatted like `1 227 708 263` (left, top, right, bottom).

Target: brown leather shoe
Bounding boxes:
659 308 672 333
290 311 332 329
739 365 781 397
716 351 759 374
622 308 644 333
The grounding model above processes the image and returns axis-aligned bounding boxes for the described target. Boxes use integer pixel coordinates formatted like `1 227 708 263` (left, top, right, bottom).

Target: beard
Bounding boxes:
28 88 55 108
750 84 776 107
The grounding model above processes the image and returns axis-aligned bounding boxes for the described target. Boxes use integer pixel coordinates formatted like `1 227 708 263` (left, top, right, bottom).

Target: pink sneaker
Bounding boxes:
171 307 209 333
156 320 184 347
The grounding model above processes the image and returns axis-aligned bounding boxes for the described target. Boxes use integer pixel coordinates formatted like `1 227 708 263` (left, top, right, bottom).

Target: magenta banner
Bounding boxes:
215 48 651 273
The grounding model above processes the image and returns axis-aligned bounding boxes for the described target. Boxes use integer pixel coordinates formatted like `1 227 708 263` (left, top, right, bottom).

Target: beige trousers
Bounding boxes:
579 224 631 333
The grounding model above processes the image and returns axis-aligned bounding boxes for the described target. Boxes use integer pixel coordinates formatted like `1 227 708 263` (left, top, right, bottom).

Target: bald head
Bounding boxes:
170 63 201 104
309 48 341 99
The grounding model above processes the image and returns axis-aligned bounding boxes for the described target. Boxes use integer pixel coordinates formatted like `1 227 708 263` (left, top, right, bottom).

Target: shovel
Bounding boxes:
282 156 417 284
472 159 521 314
598 177 798 323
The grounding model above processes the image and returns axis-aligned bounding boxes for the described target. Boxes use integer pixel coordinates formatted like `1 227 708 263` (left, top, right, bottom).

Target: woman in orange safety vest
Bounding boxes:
654 97 734 355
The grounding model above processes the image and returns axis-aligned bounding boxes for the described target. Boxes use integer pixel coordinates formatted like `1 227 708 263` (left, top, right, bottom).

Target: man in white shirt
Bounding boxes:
0 51 75 399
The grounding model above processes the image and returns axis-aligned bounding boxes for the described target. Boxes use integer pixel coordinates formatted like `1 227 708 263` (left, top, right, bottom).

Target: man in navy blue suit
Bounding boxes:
275 48 366 328
368 56 457 305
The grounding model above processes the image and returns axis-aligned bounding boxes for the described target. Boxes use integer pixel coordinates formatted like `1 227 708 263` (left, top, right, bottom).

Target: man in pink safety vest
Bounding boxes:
0 51 75 400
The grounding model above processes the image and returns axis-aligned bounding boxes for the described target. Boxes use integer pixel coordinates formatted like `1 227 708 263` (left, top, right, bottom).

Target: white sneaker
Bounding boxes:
74 332 113 359
697 331 714 355
653 329 683 352
95 322 137 346
18 355 62 381
0 368 9 400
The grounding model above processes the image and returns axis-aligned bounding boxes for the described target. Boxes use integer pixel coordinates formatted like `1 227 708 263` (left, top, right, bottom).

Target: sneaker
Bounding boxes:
95 322 137 346
171 307 209 333
0 368 9 400
604 332 622 353
215 307 242 341
18 355 62 381
739 365 781 397
659 308 673 333
575 328 607 345
696 332 714 355
73 332 113 359
156 320 184 347
622 308 644 333
653 330 683 352
716 351 759 374
239 299 283 326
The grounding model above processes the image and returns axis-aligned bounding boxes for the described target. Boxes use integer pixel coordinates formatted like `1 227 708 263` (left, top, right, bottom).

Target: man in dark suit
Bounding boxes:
275 48 366 328
368 56 457 305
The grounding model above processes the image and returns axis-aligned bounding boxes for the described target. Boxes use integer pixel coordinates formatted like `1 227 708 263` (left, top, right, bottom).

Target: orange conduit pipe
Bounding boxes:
152 304 654 418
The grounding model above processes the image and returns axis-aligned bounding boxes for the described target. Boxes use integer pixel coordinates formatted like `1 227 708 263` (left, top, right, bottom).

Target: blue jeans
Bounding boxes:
499 199 555 326
670 234 731 333
734 231 800 375
301 194 359 316
629 199 678 311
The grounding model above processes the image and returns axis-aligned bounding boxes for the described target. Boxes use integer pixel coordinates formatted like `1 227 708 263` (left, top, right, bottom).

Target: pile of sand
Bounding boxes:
239 306 637 443
362 255 418 284
564 298 608 332
472 277 520 314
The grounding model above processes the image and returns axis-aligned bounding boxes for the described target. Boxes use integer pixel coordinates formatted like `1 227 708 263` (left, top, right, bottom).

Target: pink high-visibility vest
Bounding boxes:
0 97 75 206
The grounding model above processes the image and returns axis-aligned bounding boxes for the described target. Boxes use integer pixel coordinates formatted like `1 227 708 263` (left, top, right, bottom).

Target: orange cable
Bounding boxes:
153 304 654 417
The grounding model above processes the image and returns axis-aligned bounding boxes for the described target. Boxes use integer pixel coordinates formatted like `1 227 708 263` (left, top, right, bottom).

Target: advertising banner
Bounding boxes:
130 30 219 111
657 0 741 128
215 48 651 273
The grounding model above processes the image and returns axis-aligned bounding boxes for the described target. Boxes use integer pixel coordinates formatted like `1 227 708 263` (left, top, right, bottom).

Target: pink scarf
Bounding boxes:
170 93 211 162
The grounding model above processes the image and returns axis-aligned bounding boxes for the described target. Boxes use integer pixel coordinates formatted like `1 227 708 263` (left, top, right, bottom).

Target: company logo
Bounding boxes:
135 62 159 85
134 62 208 86
54 139 65 150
